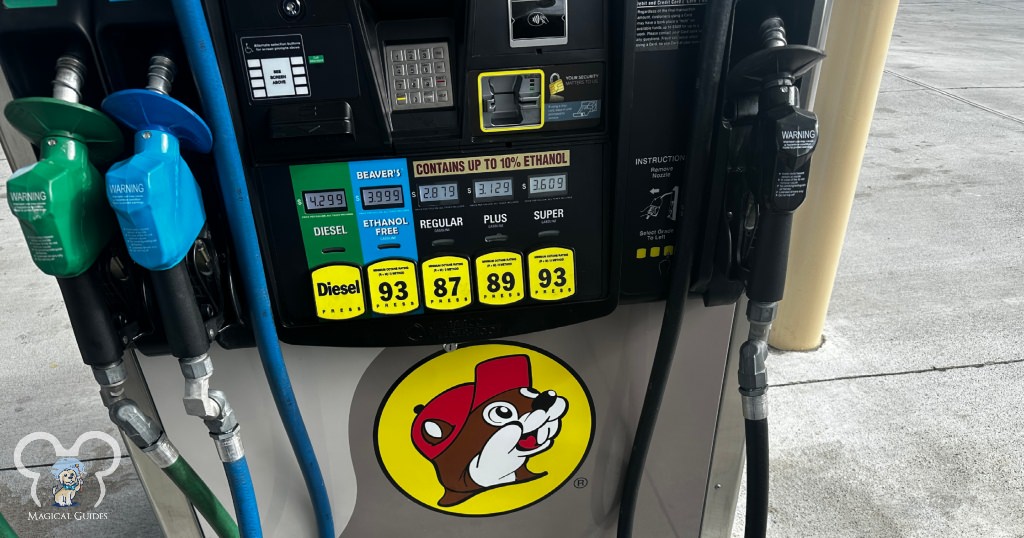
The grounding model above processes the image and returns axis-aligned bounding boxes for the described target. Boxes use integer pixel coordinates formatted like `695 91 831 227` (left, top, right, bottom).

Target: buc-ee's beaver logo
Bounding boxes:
375 343 595 516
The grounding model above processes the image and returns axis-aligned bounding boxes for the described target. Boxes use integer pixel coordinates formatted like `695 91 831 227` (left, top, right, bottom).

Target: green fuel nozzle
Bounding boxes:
5 55 126 368
5 55 123 278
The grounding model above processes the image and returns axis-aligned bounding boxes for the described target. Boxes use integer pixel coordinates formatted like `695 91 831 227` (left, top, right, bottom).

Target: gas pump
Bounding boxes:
0 1 831 537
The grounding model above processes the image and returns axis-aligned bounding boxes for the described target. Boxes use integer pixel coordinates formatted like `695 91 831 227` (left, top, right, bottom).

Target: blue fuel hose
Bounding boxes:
168 2 336 537
224 456 262 538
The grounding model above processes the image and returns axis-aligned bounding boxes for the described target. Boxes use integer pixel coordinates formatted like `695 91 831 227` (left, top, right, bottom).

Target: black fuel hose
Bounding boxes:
57 269 124 368
616 1 736 536
744 418 769 537
150 262 210 359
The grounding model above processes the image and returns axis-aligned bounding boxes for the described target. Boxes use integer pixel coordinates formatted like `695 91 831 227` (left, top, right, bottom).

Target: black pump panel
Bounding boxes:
204 0 821 347
0 0 821 350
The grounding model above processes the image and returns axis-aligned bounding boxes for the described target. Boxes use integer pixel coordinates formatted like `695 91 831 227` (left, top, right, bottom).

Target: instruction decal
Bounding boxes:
240 34 310 99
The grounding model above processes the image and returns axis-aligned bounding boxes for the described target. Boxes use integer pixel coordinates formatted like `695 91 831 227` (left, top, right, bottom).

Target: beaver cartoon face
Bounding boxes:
411 355 568 507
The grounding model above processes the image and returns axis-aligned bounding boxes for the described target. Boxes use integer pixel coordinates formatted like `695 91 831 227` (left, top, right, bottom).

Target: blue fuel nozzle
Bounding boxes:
102 61 214 272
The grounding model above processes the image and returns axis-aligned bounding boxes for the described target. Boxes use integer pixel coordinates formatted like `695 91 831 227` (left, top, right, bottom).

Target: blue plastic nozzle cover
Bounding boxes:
102 89 213 271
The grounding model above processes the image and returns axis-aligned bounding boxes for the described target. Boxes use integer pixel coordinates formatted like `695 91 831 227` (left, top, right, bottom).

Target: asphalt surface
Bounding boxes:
733 0 1024 536
0 1 1022 537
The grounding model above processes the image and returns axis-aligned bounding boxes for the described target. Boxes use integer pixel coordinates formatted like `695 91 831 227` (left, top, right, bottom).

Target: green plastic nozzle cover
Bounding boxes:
4 96 123 278
6 136 114 277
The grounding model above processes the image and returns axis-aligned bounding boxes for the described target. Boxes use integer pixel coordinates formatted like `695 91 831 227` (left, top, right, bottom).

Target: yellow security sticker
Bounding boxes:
475 251 525 306
311 265 366 320
367 259 420 315
421 256 473 311
528 247 576 301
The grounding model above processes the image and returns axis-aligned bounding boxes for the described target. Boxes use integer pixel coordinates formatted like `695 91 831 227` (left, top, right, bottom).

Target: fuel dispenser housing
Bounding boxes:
0 0 829 536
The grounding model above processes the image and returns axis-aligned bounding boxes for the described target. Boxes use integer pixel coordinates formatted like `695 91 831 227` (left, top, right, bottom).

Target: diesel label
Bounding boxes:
313 225 348 236
317 280 361 296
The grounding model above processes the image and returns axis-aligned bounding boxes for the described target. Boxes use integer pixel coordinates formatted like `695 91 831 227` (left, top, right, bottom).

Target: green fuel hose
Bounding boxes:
162 456 240 538
0 512 17 538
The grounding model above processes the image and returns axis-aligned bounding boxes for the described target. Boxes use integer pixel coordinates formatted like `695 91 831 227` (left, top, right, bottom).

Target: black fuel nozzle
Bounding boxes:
728 17 825 303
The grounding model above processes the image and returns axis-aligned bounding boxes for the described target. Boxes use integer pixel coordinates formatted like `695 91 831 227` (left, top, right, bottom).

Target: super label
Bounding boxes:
312 265 366 320
528 247 576 301
367 259 420 315
421 256 473 311
475 251 525 306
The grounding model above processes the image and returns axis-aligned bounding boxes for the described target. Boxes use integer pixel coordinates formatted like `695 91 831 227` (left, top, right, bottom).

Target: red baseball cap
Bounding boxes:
411 355 532 460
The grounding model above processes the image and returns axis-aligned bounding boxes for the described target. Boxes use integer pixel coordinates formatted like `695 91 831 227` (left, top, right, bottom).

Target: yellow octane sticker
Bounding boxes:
528 247 576 301
367 259 420 315
421 256 473 311
475 251 525 306
312 265 365 320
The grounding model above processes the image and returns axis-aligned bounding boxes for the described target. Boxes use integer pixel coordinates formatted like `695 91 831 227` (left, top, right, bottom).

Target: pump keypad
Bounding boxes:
385 42 452 110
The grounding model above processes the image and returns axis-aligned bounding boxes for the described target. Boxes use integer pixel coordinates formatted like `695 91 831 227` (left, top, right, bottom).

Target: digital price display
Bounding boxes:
418 183 460 205
360 186 405 210
473 178 514 202
303 189 348 213
528 174 568 198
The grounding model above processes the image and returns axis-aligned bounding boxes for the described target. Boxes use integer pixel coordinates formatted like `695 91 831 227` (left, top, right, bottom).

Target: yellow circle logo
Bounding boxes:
375 342 595 516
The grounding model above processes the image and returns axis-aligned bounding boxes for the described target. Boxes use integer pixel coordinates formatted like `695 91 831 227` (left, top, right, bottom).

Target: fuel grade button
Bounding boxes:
475 251 525 306
528 247 576 301
367 259 420 315
421 256 472 311
311 265 366 320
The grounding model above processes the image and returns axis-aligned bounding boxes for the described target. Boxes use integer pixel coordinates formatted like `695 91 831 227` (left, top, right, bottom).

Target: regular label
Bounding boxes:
367 259 420 315
475 252 525 306
421 256 472 311
312 265 365 320
528 247 576 301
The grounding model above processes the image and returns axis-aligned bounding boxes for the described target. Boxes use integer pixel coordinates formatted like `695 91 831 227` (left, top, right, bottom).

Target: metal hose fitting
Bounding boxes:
146 55 177 95
52 55 86 103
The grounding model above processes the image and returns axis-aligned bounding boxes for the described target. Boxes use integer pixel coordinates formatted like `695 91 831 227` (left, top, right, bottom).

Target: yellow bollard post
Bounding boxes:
769 0 901 351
